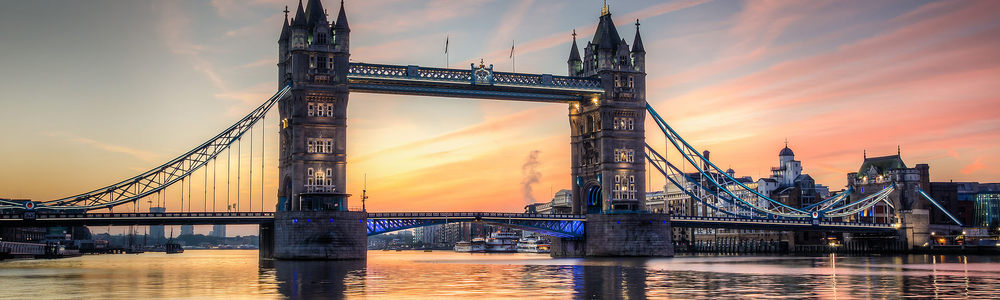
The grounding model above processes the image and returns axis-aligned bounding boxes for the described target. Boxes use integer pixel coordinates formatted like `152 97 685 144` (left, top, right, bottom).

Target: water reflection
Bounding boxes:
573 260 649 299
3 251 1000 299
266 259 366 298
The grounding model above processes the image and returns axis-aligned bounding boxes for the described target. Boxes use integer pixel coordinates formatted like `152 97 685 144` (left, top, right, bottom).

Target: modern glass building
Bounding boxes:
974 192 1000 227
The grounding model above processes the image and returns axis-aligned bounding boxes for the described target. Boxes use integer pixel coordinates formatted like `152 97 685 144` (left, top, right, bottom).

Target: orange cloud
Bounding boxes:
961 157 985 175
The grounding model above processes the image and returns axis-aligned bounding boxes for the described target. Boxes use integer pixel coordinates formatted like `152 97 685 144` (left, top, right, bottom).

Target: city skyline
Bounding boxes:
1 0 998 215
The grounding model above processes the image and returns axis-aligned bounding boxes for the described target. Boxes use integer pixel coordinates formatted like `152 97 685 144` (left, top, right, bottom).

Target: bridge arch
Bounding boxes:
586 185 602 214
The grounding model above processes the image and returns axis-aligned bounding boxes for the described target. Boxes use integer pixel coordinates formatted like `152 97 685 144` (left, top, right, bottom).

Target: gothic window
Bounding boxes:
614 148 635 163
307 138 334 154
305 167 334 192
293 33 306 49
613 175 637 200
310 55 316 69
317 34 326 45
307 102 334 117
614 117 635 130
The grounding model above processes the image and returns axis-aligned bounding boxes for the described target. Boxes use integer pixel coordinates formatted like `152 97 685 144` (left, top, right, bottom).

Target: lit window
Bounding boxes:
308 103 315 116
325 168 332 177
307 168 314 176
307 139 315 153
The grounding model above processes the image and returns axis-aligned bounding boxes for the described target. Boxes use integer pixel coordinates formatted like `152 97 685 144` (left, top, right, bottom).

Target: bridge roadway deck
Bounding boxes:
0 212 895 232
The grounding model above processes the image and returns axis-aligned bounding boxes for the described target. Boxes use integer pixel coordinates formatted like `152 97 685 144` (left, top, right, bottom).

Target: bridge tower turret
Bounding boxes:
567 30 583 76
277 0 351 212
569 5 647 214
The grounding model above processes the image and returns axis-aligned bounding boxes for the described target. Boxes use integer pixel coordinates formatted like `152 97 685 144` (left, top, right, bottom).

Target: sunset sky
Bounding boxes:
1 0 998 223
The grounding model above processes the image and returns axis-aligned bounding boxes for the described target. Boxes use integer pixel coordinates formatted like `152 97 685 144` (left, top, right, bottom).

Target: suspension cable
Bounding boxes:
204 158 208 212
249 125 254 213
213 157 217 213
261 114 265 212
227 147 231 213
237 137 242 212
187 166 192 213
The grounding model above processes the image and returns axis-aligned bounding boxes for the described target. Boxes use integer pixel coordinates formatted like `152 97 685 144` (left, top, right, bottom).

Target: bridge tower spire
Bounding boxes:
568 30 582 76
569 5 647 214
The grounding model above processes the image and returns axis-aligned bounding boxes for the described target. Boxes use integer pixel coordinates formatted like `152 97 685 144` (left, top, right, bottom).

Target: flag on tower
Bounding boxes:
510 40 515 58
445 35 449 53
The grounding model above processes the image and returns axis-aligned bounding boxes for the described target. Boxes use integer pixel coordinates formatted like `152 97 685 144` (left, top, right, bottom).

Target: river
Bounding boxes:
1 250 998 299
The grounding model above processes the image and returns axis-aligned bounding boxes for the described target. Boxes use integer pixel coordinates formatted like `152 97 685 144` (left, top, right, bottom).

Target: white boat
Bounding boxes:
470 238 487 252
454 241 472 252
516 236 551 253
454 238 487 253
485 230 519 253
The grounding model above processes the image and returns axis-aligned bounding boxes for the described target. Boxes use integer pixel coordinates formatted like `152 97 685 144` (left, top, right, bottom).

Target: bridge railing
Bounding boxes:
670 215 894 228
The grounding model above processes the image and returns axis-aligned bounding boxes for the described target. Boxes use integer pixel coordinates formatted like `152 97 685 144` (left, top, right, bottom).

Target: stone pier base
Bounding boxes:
901 209 930 250
259 222 275 259
552 213 674 257
273 211 367 260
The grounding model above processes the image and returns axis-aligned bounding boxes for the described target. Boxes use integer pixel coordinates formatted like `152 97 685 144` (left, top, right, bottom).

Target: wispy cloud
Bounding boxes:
45 132 160 163
155 2 229 91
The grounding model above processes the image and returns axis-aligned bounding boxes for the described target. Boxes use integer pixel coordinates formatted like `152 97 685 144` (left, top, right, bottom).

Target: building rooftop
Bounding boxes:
857 154 907 178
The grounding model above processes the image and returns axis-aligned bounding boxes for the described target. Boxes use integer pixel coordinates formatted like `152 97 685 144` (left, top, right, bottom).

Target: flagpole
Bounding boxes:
445 35 450 68
511 40 516 73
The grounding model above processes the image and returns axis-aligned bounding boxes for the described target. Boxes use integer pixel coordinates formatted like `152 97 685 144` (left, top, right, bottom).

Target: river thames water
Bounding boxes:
1 250 999 299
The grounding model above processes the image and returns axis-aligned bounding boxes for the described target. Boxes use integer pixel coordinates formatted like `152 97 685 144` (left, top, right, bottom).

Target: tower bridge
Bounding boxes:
0 0 951 259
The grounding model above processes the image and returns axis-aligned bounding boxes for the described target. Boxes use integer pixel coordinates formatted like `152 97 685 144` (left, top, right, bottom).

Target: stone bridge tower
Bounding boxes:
553 4 671 258
568 5 647 214
270 0 366 260
277 0 351 212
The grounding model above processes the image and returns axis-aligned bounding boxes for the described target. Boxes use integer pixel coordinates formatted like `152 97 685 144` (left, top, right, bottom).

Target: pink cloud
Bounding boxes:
961 157 986 175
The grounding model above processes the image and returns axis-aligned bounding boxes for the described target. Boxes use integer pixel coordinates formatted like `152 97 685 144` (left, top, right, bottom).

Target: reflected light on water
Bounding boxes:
1 250 1000 299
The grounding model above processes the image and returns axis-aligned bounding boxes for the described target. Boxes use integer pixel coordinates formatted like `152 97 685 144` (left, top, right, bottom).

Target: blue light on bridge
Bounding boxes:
292 218 298 223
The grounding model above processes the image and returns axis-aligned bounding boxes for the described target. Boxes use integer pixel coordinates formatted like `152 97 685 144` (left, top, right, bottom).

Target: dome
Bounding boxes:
779 146 795 157
726 168 735 174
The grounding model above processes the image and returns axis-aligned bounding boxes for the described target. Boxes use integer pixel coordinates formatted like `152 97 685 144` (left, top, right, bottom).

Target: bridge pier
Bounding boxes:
900 209 930 249
259 222 274 260
272 211 367 260
552 213 673 257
